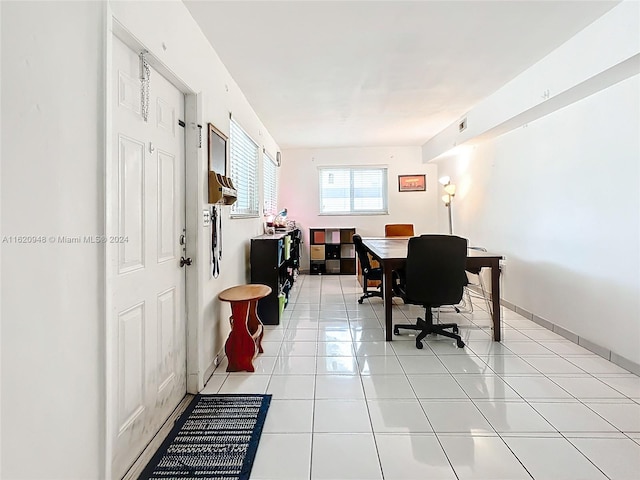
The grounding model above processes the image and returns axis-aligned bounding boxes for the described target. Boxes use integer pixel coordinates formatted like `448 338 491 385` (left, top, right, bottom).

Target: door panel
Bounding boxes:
118 70 141 114
118 135 145 273
157 287 177 393
157 150 177 263
111 36 186 479
117 302 145 430
156 97 176 135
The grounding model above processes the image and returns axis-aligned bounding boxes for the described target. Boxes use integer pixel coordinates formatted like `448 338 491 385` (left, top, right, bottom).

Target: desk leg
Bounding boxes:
383 265 393 341
490 260 501 341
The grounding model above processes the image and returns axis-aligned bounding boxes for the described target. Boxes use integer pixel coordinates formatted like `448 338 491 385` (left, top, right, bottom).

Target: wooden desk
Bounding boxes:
361 237 503 342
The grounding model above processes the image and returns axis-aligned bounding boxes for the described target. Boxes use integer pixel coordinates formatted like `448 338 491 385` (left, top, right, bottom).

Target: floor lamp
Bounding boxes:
439 176 456 235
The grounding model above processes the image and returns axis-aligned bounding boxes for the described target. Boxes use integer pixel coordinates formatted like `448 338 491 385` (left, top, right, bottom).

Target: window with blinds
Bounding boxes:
319 166 388 215
263 151 278 215
229 120 259 217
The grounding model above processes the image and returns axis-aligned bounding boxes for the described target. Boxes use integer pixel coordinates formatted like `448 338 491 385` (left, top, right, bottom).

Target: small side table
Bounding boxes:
218 284 272 372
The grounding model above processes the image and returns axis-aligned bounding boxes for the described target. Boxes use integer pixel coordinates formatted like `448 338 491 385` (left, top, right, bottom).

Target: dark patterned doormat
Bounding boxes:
138 394 271 479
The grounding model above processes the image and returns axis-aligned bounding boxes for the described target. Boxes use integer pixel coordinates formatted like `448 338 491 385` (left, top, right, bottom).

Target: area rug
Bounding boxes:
139 394 271 479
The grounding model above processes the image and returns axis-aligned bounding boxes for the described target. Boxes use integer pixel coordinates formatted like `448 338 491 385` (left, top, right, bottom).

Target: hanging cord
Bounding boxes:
210 205 223 278
218 205 223 262
211 205 220 278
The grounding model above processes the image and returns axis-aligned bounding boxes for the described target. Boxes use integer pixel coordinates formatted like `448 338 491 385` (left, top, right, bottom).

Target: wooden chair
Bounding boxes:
385 224 415 237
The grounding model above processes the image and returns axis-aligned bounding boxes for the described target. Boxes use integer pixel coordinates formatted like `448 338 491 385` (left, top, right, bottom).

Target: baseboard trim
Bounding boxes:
204 355 219 382
500 299 640 375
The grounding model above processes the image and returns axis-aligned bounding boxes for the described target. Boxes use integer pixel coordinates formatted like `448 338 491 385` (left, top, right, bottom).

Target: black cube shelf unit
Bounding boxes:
250 229 301 325
309 228 356 275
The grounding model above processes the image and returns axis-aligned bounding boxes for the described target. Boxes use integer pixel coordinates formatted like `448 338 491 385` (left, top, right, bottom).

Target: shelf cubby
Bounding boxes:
309 228 356 275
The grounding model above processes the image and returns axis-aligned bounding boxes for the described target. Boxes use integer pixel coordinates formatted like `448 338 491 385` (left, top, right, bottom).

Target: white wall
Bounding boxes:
434 75 639 365
428 0 640 366
279 146 440 268
1 1 279 478
1 2 105 478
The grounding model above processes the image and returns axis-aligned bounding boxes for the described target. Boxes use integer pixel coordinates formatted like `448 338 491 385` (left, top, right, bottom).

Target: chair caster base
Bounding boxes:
416 340 423 349
456 339 465 348
358 298 363 304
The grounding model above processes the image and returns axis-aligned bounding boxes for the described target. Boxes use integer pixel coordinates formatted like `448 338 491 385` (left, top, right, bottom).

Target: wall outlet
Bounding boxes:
203 209 211 227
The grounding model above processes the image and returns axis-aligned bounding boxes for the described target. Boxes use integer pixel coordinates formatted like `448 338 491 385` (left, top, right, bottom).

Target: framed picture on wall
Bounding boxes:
208 123 228 175
398 174 426 192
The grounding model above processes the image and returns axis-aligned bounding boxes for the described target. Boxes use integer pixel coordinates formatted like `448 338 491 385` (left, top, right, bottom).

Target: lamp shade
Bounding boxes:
444 183 456 196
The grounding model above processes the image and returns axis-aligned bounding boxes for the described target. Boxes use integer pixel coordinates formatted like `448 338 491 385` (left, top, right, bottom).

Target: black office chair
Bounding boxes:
352 234 383 304
393 235 468 349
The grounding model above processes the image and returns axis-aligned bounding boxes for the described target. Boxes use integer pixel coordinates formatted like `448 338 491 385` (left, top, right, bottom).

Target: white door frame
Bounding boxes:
104 13 201 480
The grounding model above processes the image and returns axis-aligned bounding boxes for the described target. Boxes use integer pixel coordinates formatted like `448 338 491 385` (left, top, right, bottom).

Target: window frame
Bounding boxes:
318 165 389 216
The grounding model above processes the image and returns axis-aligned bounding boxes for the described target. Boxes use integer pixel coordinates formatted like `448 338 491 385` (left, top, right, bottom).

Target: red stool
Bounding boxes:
218 284 271 372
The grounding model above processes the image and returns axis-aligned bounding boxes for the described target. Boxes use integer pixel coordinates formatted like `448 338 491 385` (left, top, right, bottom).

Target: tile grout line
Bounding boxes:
205 274 640 479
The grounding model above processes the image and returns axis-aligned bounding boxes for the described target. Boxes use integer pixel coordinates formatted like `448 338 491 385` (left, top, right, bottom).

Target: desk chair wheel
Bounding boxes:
358 298 364 304
393 327 400 335
456 339 465 348
453 326 459 334
416 339 424 349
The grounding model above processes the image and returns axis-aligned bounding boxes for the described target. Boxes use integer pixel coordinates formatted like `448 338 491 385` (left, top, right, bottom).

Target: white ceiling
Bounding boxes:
183 0 618 149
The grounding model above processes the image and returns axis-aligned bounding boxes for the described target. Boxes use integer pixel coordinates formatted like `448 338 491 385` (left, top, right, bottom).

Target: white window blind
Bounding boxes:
319 166 388 215
263 151 278 215
229 119 259 217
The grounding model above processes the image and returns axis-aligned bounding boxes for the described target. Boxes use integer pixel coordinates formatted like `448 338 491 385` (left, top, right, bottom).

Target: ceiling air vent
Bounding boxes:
459 118 467 132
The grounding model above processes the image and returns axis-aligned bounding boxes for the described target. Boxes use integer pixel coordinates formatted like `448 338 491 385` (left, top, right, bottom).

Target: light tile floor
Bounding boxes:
202 274 640 480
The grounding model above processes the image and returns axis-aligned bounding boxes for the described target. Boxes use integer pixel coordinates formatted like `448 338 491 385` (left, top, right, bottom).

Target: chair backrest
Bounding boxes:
385 224 415 237
352 234 372 272
404 235 468 307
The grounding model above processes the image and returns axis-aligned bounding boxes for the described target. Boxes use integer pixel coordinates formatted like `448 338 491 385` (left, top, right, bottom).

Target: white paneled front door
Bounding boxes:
110 36 187 479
